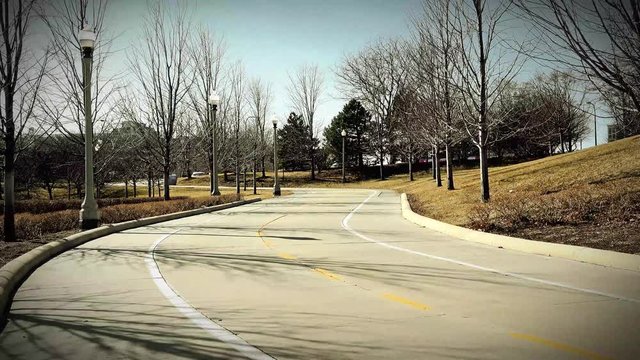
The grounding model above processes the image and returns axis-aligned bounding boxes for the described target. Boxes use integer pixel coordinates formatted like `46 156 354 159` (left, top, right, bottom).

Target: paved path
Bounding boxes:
1 189 639 359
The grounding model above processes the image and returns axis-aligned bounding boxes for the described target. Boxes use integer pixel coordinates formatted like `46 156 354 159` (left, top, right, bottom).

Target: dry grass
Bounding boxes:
364 136 640 253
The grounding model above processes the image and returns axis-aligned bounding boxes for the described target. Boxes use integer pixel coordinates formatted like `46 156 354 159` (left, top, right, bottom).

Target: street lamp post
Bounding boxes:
272 116 281 196
587 101 597 146
341 129 346 183
209 91 221 196
79 25 99 230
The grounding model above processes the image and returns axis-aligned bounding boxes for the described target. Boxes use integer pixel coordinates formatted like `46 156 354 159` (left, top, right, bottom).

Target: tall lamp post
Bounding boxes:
587 101 597 146
79 25 99 230
209 91 221 196
272 116 281 196
341 129 346 183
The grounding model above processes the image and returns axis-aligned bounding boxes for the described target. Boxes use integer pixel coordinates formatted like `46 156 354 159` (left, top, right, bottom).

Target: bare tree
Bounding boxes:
287 64 323 180
337 39 408 180
408 0 465 190
1 0 49 241
515 0 640 114
451 0 526 202
248 77 271 180
537 71 590 152
128 1 191 200
40 0 122 185
188 27 225 192
228 61 245 194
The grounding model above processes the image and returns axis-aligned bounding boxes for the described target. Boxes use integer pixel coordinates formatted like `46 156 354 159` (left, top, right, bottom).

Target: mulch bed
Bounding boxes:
499 220 640 255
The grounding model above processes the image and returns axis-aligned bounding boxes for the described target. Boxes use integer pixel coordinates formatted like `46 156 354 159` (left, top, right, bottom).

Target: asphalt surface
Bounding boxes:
1 189 639 359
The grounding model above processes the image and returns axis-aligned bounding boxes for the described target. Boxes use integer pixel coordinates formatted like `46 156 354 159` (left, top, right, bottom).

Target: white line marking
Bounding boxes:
145 228 273 360
341 191 640 304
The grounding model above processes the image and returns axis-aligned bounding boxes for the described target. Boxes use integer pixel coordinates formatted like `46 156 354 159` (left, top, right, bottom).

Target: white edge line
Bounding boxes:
341 191 640 304
145 228 273 360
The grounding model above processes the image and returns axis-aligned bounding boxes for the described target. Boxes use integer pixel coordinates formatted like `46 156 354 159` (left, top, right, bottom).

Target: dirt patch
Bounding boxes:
0 230 79 268
499 220 640 255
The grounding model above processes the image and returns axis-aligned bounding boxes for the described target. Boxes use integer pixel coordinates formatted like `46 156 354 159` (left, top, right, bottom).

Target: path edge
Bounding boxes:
400 193 640 272
0 198 261 331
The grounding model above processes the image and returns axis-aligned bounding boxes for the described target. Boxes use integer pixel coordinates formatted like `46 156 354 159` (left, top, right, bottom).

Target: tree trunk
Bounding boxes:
47 185 53 200
224 171 228 182
357 134 364 175
379 151 384 180
148 172 152 197
67 179 72 200
432 147 437 180
310 148 316 180
445 142 455 190
435 146 442 187
186 142 192 179
235 164 240 194
125 179 129 198
133 178 137 198
261 156 266 178
163 146 170 200
3 91 16 242
479 144 490 202
243 167 247 191
157 177 162 198
408 150 414 182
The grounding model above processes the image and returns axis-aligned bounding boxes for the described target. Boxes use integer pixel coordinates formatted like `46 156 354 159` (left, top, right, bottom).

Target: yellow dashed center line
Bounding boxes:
278 252 297 260
257 215 287 249
313 268 343 281
382 293 430 311
261 238 274 249
510 333 612 360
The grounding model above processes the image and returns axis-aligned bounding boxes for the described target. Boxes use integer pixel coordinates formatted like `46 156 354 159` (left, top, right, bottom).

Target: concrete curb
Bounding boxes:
0 198 261 330
400 193 640 272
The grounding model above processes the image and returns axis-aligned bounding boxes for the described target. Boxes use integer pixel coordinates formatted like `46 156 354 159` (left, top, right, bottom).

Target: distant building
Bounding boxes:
608 124 619 143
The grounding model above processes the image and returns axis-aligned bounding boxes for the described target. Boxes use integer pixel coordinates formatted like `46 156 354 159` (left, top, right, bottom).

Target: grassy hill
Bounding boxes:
361 135 640 254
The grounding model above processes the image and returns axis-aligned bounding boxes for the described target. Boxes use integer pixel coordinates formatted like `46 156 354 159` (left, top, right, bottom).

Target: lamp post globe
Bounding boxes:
78 25 100 230
271 115 281 196
209 90 221 196
79 25 96 50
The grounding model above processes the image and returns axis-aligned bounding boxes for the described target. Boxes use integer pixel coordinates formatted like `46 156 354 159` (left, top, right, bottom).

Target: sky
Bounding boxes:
103 0 423 132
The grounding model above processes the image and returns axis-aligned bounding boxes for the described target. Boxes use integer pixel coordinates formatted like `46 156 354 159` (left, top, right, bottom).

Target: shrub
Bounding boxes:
467 189 618 232
0 196 190 215
0 194 241 242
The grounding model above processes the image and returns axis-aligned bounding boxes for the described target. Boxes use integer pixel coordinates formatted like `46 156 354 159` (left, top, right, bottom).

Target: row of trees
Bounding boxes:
329 0 639 202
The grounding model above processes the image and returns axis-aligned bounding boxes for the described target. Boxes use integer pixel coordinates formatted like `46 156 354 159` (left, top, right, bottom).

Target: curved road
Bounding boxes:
1 189 639 359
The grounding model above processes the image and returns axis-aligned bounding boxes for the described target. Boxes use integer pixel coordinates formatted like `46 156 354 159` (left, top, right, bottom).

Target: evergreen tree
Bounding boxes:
278 112 313 171
323 100 371 173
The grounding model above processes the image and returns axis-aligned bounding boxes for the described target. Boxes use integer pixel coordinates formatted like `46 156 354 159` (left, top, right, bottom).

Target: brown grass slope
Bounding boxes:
377 135 640 254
